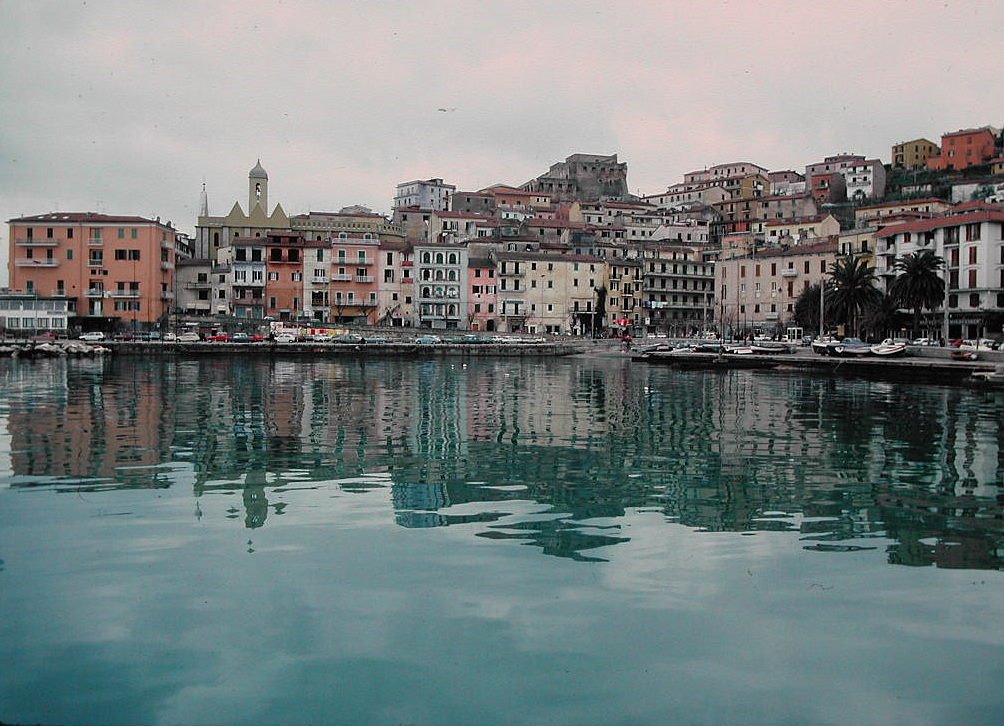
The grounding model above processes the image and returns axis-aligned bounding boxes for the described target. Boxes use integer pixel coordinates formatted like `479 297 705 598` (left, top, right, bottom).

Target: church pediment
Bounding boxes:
224 201 248 225
269 203 289 227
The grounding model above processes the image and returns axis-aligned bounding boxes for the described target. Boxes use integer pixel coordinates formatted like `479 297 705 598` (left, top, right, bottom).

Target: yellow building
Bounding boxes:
892 138 940 170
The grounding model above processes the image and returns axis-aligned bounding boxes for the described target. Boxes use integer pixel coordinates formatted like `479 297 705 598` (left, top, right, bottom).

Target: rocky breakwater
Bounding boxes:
0 340 111 359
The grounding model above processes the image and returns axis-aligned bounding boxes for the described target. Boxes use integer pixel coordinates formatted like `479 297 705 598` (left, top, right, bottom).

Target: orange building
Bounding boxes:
7 212 176 332
264 232 312 322
927 127 999 171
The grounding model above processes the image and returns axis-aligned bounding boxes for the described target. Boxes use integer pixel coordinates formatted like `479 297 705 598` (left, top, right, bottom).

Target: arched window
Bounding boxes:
421 269 431 281
447 270 457 281
448 304 457 316
435 269 444 281
436 252 444 264
422 286 431 298
448 253 457 264
422 252 431 263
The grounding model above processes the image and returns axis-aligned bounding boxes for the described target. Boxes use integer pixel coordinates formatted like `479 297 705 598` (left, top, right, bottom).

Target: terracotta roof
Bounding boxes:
435 210 494 220
950 200 1003 214
495 251 604 264
876 209 1004 238
940 126 997 139
9 212 172 226
740 237 839 259
856 197 947 211
764 214 835 227
526 219 587 229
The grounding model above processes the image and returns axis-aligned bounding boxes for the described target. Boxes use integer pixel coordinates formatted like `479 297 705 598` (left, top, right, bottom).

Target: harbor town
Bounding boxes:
5 131 1004 352
3 5 1004 725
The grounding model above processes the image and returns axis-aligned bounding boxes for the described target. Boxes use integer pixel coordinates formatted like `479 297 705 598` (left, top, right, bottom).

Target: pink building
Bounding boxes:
467 256 498 332
330 234 380 324
7 212 176 332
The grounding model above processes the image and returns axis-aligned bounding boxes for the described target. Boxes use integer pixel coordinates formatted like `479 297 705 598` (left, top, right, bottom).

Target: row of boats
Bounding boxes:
810 336 910 358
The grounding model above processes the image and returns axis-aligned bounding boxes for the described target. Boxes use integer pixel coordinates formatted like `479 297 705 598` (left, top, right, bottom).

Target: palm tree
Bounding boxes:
861 292 907 341
889 250 945 339
826 255 881 337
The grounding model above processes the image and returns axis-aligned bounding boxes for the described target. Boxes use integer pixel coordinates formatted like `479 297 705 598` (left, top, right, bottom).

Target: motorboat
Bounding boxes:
828 337 871 357
870 339 909 357
811 336 838 355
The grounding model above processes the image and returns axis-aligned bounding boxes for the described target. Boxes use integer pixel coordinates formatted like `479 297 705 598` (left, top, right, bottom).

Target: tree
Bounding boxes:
826 255 881 336
793 283 822 332
592 286 607 338
889 249 945 339
861 293 907 342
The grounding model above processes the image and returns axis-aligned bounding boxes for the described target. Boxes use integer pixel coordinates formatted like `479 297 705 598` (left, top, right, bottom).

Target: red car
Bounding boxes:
207 333 231 342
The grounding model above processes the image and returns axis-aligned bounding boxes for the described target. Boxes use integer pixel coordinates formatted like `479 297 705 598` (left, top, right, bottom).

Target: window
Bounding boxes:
968 247 978 264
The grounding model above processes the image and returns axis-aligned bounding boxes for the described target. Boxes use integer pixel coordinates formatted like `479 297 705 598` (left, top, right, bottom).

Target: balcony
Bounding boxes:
110 290 141 298
15 238 59 247
15 258 59 267
233 279 265 288
161 239 174 250
161 261 175 271
85 289 105 298
781 269 798 277
310 276 329 285
331 273 352 282
161 291 175 300
354 275 374 283
88 238 104 246
184 281 212 290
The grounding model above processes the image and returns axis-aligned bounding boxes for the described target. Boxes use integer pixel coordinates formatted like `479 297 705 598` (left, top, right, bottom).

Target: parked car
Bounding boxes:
273 333 297 344
910 337 936 346
163 332 178 342
231 333 251 343
178 332 201 343
332 333 364 344
415 335 441 344
78 331 106 342
207 333 231 342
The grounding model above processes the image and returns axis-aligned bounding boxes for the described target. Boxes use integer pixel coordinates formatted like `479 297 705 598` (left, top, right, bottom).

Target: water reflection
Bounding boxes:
1 356 1002 569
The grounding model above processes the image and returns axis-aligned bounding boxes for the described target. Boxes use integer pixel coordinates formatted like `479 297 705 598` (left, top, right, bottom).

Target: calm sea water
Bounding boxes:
1 355 1002 725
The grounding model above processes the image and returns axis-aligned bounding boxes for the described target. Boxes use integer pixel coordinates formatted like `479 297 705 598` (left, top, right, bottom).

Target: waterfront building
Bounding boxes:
927 127 999 172
892 138 940 169
375 238 414 327
716 237 838 336
606 257 644 332
221 237 266 319
875 208 1004 339
414 243 469 329
0 290 73 336
467 255 498 332
639 244 715 337
174 258 214 317
328 233 380 324
7 212 178 333
495 251 606 335
393 178 456 211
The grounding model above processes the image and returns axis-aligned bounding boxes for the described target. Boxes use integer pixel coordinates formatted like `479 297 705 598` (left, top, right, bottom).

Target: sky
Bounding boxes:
2 0 1002 282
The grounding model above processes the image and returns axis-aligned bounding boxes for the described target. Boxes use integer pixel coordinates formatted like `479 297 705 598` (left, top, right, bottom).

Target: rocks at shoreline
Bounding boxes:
0 341 110 359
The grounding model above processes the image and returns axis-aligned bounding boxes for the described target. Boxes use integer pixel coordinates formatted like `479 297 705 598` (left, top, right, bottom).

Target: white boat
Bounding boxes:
870 339 908 357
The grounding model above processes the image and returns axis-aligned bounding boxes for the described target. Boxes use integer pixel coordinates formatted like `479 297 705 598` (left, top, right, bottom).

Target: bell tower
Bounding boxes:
249 159 268 213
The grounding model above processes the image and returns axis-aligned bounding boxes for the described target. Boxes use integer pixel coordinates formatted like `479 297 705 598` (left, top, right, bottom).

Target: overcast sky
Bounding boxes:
2 0 1002 281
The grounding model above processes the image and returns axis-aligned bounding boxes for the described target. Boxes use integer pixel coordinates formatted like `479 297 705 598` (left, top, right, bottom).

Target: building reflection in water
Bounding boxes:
1 356 1002 568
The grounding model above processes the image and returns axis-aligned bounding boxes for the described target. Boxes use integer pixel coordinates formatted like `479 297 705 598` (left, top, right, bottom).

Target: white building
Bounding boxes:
393 178 456 211
875 209 1004 339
